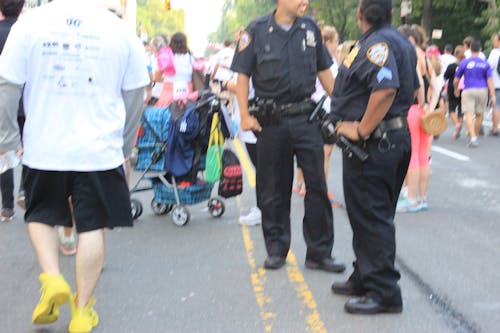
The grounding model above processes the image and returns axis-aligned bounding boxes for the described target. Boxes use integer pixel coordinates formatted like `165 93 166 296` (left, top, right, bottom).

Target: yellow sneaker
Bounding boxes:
69 294 99 333
32 273 71 324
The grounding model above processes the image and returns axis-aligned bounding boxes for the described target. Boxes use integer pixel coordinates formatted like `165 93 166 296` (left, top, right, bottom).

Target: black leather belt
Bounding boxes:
371 116 408 139
276 99 315 117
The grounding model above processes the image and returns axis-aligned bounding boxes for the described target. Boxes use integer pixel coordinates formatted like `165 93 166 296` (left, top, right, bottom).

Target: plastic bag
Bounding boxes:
205 113 224 183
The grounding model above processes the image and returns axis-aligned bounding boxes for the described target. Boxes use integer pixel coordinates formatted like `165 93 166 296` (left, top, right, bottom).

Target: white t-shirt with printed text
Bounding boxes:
0 0 149 171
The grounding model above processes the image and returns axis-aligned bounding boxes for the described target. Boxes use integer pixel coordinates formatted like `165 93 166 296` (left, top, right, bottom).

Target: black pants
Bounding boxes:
0 116 25 210
256 114 333 260
343 128 410 305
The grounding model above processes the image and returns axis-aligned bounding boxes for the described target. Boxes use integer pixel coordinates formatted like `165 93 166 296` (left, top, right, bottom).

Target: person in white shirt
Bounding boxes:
487 32 500 136
0 1 149 332
464 36 486 59
211 40 235 83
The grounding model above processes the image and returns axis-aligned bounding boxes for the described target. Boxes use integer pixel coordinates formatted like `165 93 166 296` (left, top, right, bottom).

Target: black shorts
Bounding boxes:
23 166 132 233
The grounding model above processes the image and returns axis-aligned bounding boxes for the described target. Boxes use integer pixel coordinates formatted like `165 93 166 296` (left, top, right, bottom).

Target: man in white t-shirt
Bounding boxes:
488 32 500 136
0 1 149 332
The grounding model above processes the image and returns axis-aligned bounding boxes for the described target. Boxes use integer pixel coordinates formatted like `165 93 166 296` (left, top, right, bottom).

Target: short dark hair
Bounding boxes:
223 40 232 47
0 0 25 18
359 0 392 27
444 44 453 52
470 39 481 52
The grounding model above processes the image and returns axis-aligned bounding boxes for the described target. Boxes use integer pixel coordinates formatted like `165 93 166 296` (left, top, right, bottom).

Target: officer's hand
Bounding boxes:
241 114 262 132
336 121 360 141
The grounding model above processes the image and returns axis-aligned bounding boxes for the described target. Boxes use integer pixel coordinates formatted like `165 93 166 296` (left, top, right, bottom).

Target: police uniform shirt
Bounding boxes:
230 13 332 103
331 24 418 122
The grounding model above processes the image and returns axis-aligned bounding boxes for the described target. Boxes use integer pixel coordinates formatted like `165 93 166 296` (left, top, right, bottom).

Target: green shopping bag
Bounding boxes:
205 112 224 183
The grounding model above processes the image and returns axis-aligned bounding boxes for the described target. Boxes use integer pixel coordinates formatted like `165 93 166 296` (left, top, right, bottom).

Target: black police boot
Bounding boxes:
344 295 403 315
305 257 346 273
264 256 286 270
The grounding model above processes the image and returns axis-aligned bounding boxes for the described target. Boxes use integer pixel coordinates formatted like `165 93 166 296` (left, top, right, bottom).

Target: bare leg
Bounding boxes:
75 229 104 307
474 113 483 136
418 165 430 200
465 112 476 138
405 168 419 201
296 167 304 186
323 144 334 180
28 223 60 275
493 108 499 133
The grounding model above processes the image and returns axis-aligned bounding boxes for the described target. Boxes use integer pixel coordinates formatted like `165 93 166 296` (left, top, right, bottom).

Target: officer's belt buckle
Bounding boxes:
370 116 408 140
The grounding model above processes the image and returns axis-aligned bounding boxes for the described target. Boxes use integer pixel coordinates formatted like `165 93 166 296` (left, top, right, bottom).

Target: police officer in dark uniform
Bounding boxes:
329 0 419 314
230 0 345 273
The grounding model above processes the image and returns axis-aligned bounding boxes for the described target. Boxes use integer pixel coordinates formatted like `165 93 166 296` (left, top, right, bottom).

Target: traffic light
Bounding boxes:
165 0 171 10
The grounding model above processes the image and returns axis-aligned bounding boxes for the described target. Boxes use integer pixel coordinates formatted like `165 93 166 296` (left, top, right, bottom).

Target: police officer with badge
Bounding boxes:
329 0 419 314
230 0 345 273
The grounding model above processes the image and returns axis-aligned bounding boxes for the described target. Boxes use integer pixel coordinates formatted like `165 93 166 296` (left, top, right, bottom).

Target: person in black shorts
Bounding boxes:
0 1 149 332
444 45 465 140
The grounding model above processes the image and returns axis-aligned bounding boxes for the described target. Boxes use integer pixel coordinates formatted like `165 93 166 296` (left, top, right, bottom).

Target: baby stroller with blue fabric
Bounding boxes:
130 91 229 226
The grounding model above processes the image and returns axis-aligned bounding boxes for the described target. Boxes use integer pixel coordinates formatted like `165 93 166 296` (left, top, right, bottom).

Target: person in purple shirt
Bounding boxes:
454 39 496 147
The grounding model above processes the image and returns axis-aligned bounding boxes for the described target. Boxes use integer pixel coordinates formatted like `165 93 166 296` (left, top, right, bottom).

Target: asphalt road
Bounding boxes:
0 122 499 333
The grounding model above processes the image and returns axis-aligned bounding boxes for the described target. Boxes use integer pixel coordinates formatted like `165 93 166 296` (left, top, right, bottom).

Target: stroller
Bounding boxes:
130 91 229 226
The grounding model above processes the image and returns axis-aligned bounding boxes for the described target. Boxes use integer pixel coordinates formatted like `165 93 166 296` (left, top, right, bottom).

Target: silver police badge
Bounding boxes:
366 42 389 67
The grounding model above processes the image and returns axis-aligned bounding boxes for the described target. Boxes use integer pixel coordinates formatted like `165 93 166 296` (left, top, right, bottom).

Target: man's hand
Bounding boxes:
241 114 262 132
336 121 360 141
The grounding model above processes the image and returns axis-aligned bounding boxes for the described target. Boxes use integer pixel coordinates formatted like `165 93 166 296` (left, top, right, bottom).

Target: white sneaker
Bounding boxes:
238 207 261 226
58 226 77 256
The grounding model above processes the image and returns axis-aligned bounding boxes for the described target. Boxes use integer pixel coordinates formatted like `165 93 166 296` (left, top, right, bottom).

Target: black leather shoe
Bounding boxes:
331 280 365 296
305 257 346 273
344 296 402 314
264 256 286 269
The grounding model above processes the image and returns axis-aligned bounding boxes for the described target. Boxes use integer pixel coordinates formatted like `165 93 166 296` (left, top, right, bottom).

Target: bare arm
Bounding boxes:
317 69 334 96
488 77 496 107
427 65 441 112
0 76 23 153
336 88 397 141
236 73 261 132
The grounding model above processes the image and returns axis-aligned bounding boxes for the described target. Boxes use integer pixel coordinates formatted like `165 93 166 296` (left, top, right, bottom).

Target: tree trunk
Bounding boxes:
421 0 432 42
485 0 498 30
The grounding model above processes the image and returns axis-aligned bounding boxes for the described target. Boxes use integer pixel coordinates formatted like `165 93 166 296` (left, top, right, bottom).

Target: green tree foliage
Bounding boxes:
210 0 276 43
211 0 500 52
310 0 359 42
136 0 185 39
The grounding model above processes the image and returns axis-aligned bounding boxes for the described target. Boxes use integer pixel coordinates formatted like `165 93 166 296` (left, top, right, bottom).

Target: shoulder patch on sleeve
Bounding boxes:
366 42 389 67
343 46 359 69
238 31 252 52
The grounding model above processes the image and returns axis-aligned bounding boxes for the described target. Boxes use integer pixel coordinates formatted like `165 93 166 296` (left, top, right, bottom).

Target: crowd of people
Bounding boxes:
1 0 500 331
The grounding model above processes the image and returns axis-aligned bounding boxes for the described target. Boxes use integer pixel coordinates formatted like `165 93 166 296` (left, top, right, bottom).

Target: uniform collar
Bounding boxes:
267 11 306 34
359 23 391 42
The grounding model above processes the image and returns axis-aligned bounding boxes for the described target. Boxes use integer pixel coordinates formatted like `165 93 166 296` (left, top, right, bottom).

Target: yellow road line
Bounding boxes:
286 252 328 333
241 225 276 332
234 137 327 333
235 138 275 331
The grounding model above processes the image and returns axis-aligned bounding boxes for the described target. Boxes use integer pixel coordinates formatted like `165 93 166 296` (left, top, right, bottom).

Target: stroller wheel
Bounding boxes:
130 199 143 220
151 199 173 215
208 197 225 218
171 205 190 226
